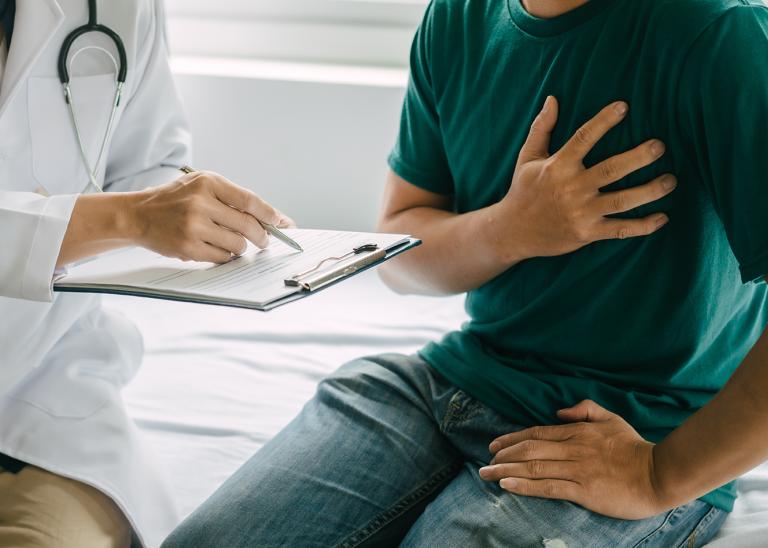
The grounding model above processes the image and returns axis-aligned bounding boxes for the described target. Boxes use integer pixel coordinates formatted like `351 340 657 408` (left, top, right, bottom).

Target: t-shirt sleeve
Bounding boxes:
388 2 454 195
679 4 768 283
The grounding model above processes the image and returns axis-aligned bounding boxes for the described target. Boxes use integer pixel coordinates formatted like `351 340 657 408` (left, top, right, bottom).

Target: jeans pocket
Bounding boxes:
677 506 728 548
441 390 486 433
632 502 724 548
632 506 682 548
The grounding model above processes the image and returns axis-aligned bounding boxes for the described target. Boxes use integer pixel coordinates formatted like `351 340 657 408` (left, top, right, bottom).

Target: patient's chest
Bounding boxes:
427 6 750 366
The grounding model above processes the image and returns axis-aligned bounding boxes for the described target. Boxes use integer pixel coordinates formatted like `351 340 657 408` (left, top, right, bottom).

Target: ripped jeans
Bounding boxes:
163 354 727 548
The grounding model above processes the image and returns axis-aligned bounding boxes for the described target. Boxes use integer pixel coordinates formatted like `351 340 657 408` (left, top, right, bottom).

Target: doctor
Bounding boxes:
0 0 289 547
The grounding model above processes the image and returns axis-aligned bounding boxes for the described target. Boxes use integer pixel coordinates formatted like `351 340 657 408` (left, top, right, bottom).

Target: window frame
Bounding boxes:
164 0 427 68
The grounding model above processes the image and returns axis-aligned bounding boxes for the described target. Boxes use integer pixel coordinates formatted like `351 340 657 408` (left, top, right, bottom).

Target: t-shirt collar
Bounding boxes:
507 0 616 37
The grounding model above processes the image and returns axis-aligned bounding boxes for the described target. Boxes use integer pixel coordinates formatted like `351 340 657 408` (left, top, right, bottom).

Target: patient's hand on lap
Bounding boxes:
479 400 662 520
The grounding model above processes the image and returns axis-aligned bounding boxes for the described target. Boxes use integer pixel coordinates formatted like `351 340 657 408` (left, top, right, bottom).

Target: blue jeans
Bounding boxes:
163 354 727 548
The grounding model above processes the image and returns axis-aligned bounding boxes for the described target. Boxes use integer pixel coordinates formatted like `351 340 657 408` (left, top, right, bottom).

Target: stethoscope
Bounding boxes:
58 0 127 194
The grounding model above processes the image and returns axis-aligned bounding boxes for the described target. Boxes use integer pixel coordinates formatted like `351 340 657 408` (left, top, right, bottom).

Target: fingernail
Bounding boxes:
651 140 666 157
614 102 628 116
656 214 669 228
542 96 552 113
662 175 677 191
500 478 518 490
489 441 501 453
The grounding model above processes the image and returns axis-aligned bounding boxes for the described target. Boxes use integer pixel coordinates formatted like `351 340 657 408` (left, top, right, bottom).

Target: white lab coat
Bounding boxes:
0 0 191 546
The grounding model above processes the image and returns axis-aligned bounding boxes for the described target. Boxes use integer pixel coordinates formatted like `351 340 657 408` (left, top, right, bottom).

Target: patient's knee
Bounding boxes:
162 521 202 548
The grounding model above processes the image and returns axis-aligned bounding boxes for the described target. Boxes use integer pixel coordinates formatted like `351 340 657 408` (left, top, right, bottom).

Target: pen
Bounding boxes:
180 166 304 253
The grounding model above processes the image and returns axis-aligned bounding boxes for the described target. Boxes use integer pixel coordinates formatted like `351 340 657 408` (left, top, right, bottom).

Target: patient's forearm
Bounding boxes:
653 320 768 509
378 202 522 295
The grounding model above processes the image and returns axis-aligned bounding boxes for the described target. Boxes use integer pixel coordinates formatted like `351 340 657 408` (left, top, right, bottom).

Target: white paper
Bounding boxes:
56 229 410 307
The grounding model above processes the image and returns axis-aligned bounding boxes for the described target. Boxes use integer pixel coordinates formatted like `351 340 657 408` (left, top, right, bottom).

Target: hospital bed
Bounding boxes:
115 271 768 547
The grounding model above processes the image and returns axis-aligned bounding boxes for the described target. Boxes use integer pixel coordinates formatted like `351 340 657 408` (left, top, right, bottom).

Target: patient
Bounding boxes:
164 0 768 546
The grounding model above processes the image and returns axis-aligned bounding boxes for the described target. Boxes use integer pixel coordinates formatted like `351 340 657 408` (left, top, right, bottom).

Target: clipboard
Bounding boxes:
53 230 421 312
264 237 420 310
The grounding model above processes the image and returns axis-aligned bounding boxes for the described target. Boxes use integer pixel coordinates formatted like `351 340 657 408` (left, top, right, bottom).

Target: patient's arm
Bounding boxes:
481 314 768 519
377 173 507 296
652 314 768 508
378 98 676 296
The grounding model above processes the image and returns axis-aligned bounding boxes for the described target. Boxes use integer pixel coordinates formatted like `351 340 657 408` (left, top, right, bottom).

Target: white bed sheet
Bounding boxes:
113 271 768 546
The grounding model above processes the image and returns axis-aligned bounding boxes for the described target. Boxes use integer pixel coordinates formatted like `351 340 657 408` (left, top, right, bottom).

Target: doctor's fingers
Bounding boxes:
198 242 235 264
202 173 282 226
209 201 271 249
275 210 297 229
179 238 234 264
201 222 249 257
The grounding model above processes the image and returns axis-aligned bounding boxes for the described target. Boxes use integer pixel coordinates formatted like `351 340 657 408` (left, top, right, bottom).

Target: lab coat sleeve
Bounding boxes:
0 192 79 301
102 0 191 193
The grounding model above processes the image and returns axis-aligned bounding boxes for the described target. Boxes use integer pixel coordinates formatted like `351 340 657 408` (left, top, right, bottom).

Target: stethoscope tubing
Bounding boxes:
58 0 127 85
57 0 127 194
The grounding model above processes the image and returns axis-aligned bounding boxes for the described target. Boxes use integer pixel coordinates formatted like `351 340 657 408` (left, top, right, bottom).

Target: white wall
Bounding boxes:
165 0 423 232
172 68 408 232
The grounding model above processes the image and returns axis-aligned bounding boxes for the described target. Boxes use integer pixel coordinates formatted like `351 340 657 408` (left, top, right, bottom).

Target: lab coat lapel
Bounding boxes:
0 0 65 115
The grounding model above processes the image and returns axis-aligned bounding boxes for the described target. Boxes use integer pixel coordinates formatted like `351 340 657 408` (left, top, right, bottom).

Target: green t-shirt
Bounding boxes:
389 0 768 512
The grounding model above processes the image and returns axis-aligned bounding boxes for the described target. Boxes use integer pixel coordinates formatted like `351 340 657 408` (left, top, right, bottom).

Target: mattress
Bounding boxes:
114 271 768 546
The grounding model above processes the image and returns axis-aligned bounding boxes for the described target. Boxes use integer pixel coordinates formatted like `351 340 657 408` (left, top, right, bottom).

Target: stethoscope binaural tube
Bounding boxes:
57 0 128 194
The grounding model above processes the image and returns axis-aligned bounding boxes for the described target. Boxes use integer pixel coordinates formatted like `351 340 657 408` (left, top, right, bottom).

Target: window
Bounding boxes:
165 0 428 68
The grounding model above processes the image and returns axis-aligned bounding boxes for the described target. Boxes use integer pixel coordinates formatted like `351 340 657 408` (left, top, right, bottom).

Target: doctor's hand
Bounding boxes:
479 400 665 520
130 171 295 263
492 97 677 263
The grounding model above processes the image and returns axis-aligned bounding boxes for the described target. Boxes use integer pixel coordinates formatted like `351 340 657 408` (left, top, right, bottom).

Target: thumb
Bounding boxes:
518 95 559 164
556 399 614 423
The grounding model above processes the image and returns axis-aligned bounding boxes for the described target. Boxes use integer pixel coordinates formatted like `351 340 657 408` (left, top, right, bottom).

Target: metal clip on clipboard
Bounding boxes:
285 243 386 291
